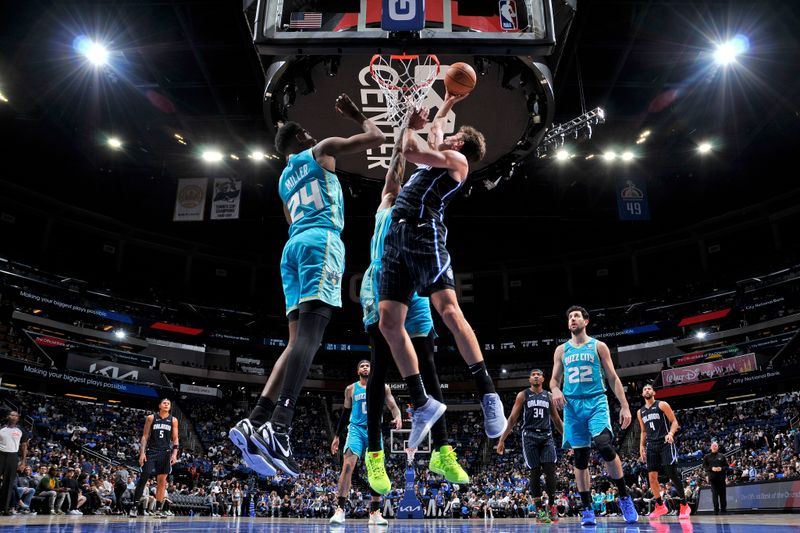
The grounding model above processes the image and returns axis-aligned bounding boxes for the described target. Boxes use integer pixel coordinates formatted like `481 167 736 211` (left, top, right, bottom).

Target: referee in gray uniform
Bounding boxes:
0 410 28 516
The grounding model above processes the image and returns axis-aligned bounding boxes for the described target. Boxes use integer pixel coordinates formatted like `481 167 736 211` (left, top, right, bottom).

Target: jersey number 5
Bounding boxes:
567 365 593 384
287 181 324 223
159 430 165 439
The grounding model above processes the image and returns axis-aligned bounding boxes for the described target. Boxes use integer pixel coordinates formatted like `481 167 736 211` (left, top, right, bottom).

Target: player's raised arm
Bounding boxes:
402 125 468 181
597 341 631 429
315 94 385 158
428 92 467 149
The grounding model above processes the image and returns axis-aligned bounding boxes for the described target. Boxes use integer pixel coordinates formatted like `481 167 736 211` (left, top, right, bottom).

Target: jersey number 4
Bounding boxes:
287 181 324 223
567 365 593 384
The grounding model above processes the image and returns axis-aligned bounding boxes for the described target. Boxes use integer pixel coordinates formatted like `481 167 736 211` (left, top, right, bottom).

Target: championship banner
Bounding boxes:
173 178 207 222
617 179 650 221
210 178 242 220
661 353 757 386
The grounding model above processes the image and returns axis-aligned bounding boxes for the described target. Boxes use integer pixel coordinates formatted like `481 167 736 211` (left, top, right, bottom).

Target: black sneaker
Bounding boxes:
251 421 300 477
229 418 278 476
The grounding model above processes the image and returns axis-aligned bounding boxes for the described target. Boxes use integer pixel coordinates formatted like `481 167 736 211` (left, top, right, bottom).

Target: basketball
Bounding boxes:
444 62 477 96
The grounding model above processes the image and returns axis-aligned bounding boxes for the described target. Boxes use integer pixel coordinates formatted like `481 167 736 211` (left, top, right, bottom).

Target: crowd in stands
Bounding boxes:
2 383 797 519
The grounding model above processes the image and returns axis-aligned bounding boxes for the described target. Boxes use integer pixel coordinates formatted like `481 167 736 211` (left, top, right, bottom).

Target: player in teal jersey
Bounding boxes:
360 118 469 495
550 306 638 526
329 360 402 525
229 94 384 479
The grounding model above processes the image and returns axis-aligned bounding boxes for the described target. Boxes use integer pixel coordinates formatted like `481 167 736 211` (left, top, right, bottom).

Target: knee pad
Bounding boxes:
573 447 590 470
592 429 617 462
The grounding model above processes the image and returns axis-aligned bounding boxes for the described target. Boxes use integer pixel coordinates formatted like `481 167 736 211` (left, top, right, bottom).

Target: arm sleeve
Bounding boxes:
335 408 352 437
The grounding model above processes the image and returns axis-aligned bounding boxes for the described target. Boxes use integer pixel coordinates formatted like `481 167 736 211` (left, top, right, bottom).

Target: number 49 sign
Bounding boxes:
617 179 651 221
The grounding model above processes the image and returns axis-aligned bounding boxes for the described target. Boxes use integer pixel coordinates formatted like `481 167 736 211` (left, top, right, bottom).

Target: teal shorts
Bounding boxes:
343 424 374 458
562 394 613 449
280 227 345 315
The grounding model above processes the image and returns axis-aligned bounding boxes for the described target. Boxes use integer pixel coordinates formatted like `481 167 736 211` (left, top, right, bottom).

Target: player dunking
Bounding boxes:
497 369 564 523
329 360 401 525
130 398 178 518
550 306 638 526
230 94 384 478
637 384 691 520
360 115 469 494
377 93 505 455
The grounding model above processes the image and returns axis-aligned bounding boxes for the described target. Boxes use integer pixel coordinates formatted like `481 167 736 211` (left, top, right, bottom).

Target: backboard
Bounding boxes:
248 0 556 56
390 428 432 454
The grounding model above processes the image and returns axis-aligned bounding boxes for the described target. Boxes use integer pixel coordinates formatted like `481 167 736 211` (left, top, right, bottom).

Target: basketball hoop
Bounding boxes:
369 54 440 127
404 448 416 465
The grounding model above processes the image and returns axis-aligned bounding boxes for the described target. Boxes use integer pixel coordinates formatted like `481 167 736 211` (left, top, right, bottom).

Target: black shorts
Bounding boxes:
142 449 172 477
646 441 677 471
521 431 557 469
379 218 455 304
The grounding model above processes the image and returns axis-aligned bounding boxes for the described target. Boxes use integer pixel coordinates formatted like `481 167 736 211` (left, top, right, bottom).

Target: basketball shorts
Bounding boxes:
521 430 557 469
362 262 434 337
379 218 455 304
142 449 172 477
562 394 613 449
280 227 345 315
646 441 678 471
343 424 379 458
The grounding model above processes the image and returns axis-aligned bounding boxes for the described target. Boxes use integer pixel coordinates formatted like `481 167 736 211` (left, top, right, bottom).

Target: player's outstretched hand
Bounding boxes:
335 93 362 121
619 406 632 429
444 90 468 106
408 106 429 130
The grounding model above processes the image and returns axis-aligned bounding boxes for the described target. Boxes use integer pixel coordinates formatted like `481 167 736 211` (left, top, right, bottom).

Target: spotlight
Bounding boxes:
202 150 223 162
695 331 707 340
114 330 127 339
555 149 571 161
698 142 713 154
107 137 122 149
713 35 749 66
603 151 617 162
0 92 8 103
249 151 265 160
621 151 634 162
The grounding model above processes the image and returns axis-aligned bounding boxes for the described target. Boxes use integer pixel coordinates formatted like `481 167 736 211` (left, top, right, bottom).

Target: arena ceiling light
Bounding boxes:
0 91 8 103
621 151 635 162
695 331 707 340
698 142 713 154
555 149 571 162
201 150 223 163
603 151 617 162
73 36 110 67
107 137 122 149
713 35 750 66
249 151 265 161
114 329 127 339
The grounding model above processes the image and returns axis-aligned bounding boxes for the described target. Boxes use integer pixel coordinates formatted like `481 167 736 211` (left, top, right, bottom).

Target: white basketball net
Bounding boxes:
369 54 440 127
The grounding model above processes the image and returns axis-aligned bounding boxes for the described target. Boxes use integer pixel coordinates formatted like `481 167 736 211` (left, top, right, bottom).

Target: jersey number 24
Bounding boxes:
287 181 324 223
